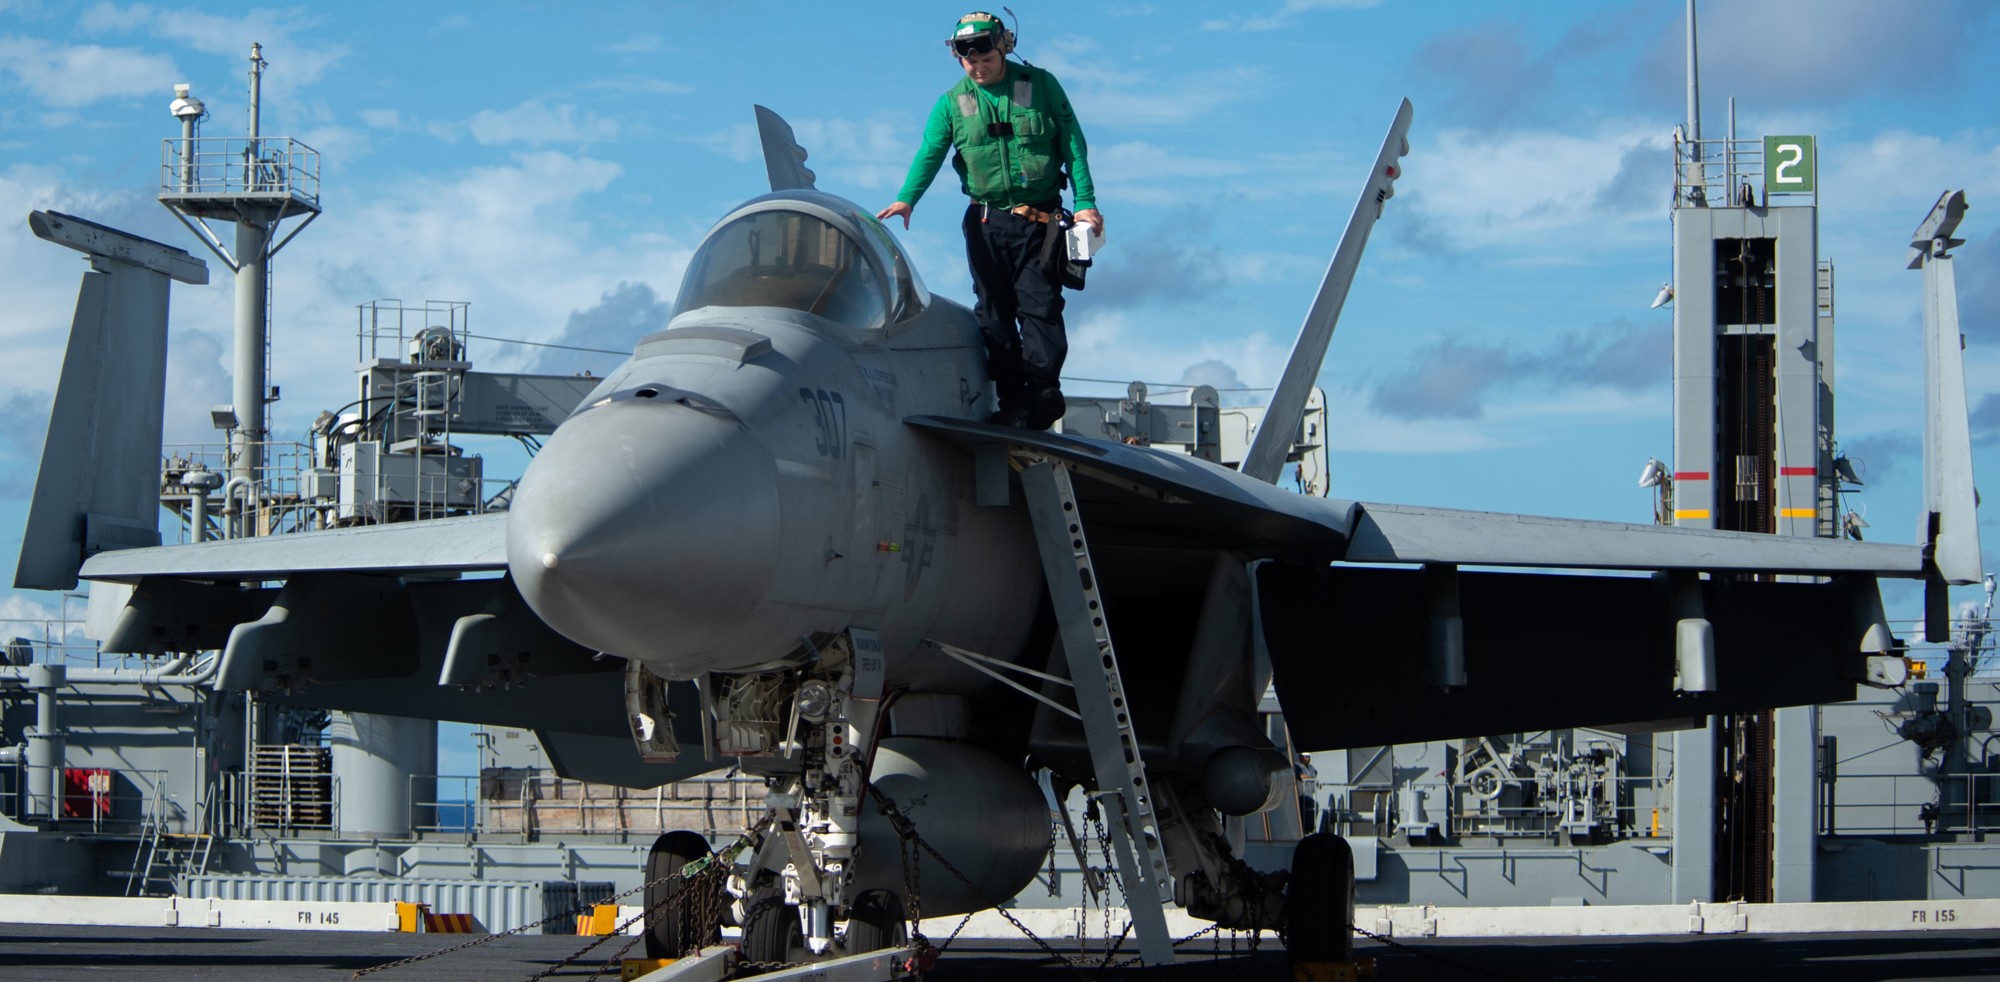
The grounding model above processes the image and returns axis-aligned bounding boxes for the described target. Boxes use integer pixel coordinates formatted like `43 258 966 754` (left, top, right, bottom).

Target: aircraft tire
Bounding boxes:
643 830 721 959
741 880 806 966
1284 832 1354 963
844 889 908 953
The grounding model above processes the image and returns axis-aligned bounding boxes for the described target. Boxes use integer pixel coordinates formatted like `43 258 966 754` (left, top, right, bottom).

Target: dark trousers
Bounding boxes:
963 202 1065 410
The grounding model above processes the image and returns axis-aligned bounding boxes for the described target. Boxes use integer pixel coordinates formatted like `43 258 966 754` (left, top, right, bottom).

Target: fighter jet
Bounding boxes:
23 101 1975 966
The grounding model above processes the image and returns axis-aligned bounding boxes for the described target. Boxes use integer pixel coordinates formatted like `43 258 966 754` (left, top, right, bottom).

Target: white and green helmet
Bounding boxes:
947 11 1014 54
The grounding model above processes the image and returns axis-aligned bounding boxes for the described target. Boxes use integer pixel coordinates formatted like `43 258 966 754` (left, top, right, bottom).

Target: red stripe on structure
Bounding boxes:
1673 471 1709 481
1779 466 1816 476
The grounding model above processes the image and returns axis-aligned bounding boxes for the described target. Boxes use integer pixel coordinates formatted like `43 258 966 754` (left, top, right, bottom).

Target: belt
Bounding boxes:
1006 204 1055 224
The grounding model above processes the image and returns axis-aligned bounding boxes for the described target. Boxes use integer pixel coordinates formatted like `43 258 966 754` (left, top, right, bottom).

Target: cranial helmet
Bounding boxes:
947 11 1015 55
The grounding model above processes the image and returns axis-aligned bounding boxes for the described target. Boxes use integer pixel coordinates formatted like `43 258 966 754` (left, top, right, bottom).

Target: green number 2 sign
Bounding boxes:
1764 135 1817 194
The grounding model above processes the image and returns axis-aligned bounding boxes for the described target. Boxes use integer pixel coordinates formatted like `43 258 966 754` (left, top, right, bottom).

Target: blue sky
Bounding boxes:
1 1 1997 771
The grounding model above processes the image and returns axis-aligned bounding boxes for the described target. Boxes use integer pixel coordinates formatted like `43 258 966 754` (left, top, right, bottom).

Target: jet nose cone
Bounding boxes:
507 399 781 668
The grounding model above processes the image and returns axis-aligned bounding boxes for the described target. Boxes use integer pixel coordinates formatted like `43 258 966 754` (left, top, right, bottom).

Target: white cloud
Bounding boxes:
1088 140 1252 206
233 148 700 427
454 100 622 146
1401 121 1672 253
78 4 348 88
1669 0 1986 105
161 327 230 448
692 112 919 195
1027 38 1267 128
1201 0 1380 33
0 590 62 628
0 163 153 389
359 108 400 129
1063 308 1291 398
0 36 177 107
0 146 693 460
582 76 694 96
604 33 661 54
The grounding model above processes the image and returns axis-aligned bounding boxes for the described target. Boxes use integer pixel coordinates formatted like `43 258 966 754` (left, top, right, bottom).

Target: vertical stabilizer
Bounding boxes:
1910 191 1983 587
753 105 817 193
14 211 208 591
1239 98 1411 485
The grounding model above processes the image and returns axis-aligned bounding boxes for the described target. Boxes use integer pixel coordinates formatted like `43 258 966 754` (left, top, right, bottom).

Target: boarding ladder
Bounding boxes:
1018 456 1177 965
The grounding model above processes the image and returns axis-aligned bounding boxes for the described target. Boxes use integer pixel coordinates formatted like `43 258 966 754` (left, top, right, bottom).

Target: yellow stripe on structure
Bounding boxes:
1673 510 1710 520
395 901 426 933
424 912 478 933
1779 508 1817 518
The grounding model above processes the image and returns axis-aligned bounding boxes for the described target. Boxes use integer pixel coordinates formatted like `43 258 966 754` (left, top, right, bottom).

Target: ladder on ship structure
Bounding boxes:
123 783 217 897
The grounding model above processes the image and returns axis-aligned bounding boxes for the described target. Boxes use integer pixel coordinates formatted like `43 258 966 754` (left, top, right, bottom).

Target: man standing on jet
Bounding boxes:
878 11 1104 431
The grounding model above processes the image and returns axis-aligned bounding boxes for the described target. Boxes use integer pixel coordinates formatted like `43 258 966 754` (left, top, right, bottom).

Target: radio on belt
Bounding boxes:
1066 222 1105 263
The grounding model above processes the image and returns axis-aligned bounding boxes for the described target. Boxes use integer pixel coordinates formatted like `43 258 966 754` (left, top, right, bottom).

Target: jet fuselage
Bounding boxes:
506 191 1043 688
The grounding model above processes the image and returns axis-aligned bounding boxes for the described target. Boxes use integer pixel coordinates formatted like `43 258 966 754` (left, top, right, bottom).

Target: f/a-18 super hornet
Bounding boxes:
19 100 1980 966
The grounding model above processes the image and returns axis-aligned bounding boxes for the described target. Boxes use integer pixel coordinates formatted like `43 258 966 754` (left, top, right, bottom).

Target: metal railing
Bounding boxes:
161 440 322 542
1673 136 1814 208
222 747 339 835
13 765 185 836
1318 774 1664 844
0 614 119 671
356 299 470 365
1824 771 2000 837
160 136 320 204
410 771 766 842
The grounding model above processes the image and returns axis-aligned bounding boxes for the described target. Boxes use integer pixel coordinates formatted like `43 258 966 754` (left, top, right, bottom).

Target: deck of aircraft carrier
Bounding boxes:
2 5 1997 982
2 923 1999 980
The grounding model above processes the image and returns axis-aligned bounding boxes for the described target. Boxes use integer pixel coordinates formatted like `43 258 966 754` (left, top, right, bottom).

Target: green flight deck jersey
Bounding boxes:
893 61 1097 212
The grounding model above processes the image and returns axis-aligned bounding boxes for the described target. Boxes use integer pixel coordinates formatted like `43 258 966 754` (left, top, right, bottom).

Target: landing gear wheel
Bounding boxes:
844 889 908 953
643 830 721 959
741 881 807 966
1284 832 1355 963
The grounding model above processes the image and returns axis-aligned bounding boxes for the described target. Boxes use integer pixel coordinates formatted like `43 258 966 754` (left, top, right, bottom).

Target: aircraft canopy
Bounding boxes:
676 193 928 331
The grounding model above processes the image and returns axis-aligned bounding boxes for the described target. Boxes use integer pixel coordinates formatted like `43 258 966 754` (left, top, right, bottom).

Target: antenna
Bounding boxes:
157 42 323 537
1683 0 1705 203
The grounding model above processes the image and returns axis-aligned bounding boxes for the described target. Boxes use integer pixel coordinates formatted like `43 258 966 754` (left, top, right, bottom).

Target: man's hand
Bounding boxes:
1074 208 1104 235
876 201 914 229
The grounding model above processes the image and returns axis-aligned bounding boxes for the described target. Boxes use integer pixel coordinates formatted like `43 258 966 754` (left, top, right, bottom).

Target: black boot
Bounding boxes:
988 382 1030 427
1025 385 1066 431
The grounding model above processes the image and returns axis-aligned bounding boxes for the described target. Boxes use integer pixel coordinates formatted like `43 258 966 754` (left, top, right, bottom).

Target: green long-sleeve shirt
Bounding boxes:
894 61 1097 212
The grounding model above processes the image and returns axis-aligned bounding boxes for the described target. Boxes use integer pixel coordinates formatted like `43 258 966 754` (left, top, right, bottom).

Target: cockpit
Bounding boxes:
673 191 929 332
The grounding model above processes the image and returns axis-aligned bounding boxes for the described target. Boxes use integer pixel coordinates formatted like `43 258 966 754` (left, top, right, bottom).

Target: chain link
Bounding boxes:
349 834 749 980
347 864 680 979
1348 920 1533 981
355 790 1296 981
735 893 809 976
525 859 729 982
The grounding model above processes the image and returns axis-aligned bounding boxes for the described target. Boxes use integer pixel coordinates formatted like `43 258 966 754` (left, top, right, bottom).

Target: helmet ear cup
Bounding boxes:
1000 28 1015 53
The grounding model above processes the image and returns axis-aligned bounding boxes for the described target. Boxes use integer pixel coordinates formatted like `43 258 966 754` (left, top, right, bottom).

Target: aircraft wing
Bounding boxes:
915 416 1920 750
1347 501 1925 576
78 511 509 582
906 416 1359 561
910 416 1926 578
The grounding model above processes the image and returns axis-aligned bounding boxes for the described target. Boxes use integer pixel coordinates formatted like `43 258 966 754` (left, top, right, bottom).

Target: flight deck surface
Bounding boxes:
1 924 1998 981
